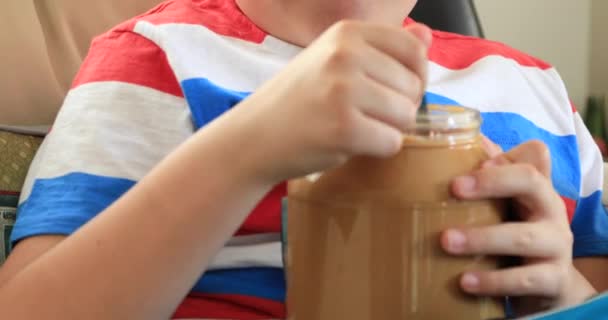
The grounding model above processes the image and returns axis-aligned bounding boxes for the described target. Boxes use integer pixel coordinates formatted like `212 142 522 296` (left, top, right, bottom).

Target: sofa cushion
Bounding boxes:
1 0 162 127
0 131 43 264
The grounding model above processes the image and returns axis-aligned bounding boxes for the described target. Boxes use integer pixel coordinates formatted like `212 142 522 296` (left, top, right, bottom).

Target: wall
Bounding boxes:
474 0 592 110
590 0 608 100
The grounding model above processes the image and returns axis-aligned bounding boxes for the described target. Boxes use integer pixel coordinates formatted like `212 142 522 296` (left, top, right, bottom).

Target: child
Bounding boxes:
1 0 604 318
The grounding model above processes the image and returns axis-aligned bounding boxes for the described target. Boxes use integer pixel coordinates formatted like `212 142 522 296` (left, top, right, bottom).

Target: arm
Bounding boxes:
0 27 276 318
0 115 275 319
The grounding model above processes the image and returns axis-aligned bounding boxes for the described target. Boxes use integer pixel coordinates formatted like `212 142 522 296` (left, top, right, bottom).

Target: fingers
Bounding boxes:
313 21 431 158
452 163 563 217
353 74 418 130
347 112 404 157
459 264 566 297
444 139 574 305
441 222 568 258
358 44 424 103
330 21 430 86
361 23 430 80
486 140 552 178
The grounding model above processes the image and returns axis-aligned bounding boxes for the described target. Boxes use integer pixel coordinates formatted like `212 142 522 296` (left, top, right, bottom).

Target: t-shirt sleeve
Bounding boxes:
570 109 608 258
11 25 192 245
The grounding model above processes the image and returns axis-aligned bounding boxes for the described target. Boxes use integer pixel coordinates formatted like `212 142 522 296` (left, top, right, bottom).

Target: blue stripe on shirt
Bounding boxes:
11 172 136 244
182 78 250 129
571 191 608 257
193 267 285 301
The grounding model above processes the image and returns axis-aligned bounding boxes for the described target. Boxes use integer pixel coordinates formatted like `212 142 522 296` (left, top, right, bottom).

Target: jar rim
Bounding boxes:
414 104 480 130
404 104 481 144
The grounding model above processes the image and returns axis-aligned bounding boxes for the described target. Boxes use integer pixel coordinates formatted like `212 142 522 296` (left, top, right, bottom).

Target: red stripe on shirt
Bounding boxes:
72 26 183 98
562 196 577 223
173 293 285 319
428 30 552 71
237 183 286 235
406 16 551 70
570 100 579 114
132 0 266 43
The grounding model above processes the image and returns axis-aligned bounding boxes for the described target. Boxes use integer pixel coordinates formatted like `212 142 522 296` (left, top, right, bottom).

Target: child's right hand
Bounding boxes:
230 21 432 183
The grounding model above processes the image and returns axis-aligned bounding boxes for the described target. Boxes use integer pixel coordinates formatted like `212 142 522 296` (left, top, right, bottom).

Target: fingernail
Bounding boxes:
455 176 476 193
446 230 467 252
461 273 480 292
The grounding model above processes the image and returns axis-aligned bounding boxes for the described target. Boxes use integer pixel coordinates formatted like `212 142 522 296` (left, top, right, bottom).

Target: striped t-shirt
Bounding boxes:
11 0 608 318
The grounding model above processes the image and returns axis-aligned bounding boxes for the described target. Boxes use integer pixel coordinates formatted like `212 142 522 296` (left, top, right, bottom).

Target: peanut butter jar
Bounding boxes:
285 105 505 320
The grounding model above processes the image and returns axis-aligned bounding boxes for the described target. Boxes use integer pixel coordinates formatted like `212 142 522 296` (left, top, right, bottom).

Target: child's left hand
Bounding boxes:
441 140 597 316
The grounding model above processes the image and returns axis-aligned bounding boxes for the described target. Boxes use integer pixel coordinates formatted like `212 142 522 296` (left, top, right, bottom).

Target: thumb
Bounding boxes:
406 23 433 48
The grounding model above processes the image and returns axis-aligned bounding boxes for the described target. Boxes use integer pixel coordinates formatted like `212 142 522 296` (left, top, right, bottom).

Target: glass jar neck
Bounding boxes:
405 105 481 145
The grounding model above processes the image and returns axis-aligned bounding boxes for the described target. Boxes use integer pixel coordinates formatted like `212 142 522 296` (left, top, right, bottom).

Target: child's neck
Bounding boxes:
235 0 414 47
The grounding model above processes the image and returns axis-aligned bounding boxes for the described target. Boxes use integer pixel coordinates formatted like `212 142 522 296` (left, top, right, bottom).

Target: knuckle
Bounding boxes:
529 140 551 160
332 20 360 37
520 163 543 184
561 227 574 248
474 170 493 192
383 93 412 123
531 140 552 170
482 272 504 293
401 99 418 123
326 78 355 106
412 40 428 62
325 44 357 71
517 273 537 292
331 106 358 149
464 229 485 252
321 79 360 150
409 76 424 97
525 270 557 294
514 229 536 251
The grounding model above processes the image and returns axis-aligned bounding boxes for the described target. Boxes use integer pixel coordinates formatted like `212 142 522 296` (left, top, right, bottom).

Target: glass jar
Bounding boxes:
285 105 505 320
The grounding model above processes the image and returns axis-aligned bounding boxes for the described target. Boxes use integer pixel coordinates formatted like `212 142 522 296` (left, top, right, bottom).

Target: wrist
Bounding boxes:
558 265 598 308
193 103 286 189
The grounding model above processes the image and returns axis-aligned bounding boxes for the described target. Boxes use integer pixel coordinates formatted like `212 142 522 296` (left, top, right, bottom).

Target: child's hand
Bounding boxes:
442 140 597 315
231 21 432 183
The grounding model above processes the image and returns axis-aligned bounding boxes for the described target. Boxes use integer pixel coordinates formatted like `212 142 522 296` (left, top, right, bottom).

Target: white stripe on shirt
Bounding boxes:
20 81 193 203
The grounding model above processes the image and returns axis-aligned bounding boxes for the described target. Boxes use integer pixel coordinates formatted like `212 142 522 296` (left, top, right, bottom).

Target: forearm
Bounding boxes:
0 115 272 319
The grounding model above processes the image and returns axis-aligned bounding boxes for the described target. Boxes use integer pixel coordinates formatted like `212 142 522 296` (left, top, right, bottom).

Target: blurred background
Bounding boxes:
475 0 606 114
